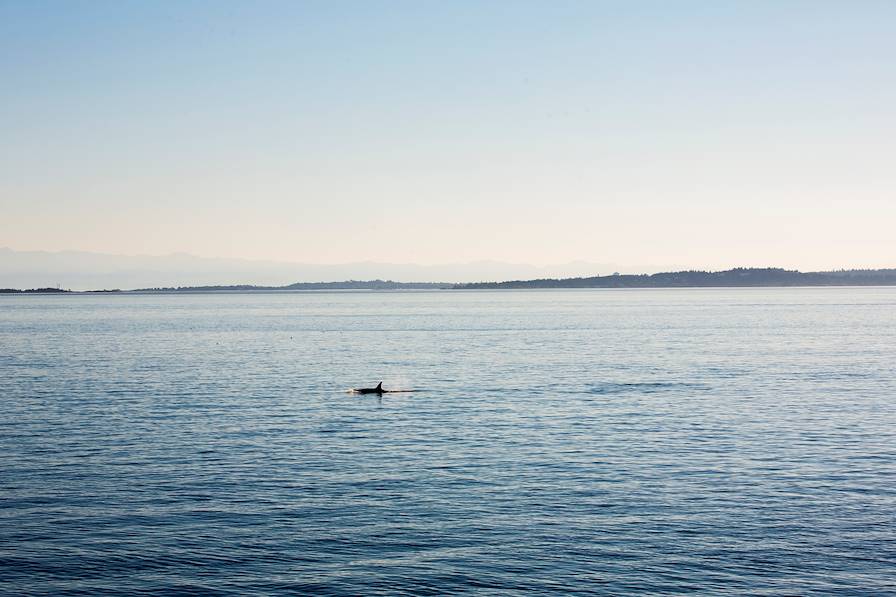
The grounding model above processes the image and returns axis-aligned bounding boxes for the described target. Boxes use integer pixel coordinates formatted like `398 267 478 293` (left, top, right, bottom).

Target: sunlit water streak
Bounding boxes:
2 288 895 595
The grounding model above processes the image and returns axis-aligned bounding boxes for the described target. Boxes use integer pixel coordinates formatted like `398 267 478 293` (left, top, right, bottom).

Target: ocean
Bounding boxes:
2 288 894 595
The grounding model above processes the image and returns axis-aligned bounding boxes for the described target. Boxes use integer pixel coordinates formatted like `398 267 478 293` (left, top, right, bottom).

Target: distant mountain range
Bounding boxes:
131 280 450 292
0 248 648 291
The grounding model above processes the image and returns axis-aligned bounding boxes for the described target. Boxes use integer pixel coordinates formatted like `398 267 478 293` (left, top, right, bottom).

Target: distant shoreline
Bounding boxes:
455 267 896 289
0 287 70 294
3 268 896 293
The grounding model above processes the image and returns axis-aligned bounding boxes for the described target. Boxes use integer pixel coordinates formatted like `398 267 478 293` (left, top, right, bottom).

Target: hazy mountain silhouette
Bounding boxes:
0 248 657 291
6 249 892 292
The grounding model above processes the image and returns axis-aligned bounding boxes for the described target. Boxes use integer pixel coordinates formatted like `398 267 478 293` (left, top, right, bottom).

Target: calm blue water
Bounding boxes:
2 288 895 595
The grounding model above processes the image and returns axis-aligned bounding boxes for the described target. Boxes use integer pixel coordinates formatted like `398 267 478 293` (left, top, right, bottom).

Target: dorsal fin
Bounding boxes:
376 382 383 390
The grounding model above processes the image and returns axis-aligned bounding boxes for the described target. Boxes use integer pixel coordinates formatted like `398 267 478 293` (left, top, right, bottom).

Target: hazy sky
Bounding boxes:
2 1 894 270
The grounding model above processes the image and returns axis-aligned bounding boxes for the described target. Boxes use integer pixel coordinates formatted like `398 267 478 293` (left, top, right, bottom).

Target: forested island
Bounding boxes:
0 287 70 293
456 268 896 289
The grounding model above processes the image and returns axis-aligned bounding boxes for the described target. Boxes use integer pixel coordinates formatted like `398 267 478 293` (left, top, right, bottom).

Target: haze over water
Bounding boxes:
2 288 895 595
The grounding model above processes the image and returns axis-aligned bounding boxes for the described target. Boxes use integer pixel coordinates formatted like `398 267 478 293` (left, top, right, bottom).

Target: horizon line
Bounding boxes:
5 266 896 294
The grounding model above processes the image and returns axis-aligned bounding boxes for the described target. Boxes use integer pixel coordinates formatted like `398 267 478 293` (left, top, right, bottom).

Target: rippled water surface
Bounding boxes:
2 289 895 595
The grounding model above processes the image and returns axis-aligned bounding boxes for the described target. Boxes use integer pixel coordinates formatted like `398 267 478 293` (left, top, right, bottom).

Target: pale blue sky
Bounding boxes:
2 1 894 270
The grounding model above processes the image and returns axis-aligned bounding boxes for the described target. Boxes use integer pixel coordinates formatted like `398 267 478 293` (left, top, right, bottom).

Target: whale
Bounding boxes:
354 382 384 395
350 382 414 395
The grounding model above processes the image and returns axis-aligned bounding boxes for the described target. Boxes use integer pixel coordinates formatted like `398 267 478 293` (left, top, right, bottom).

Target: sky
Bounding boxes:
2 0 895 271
